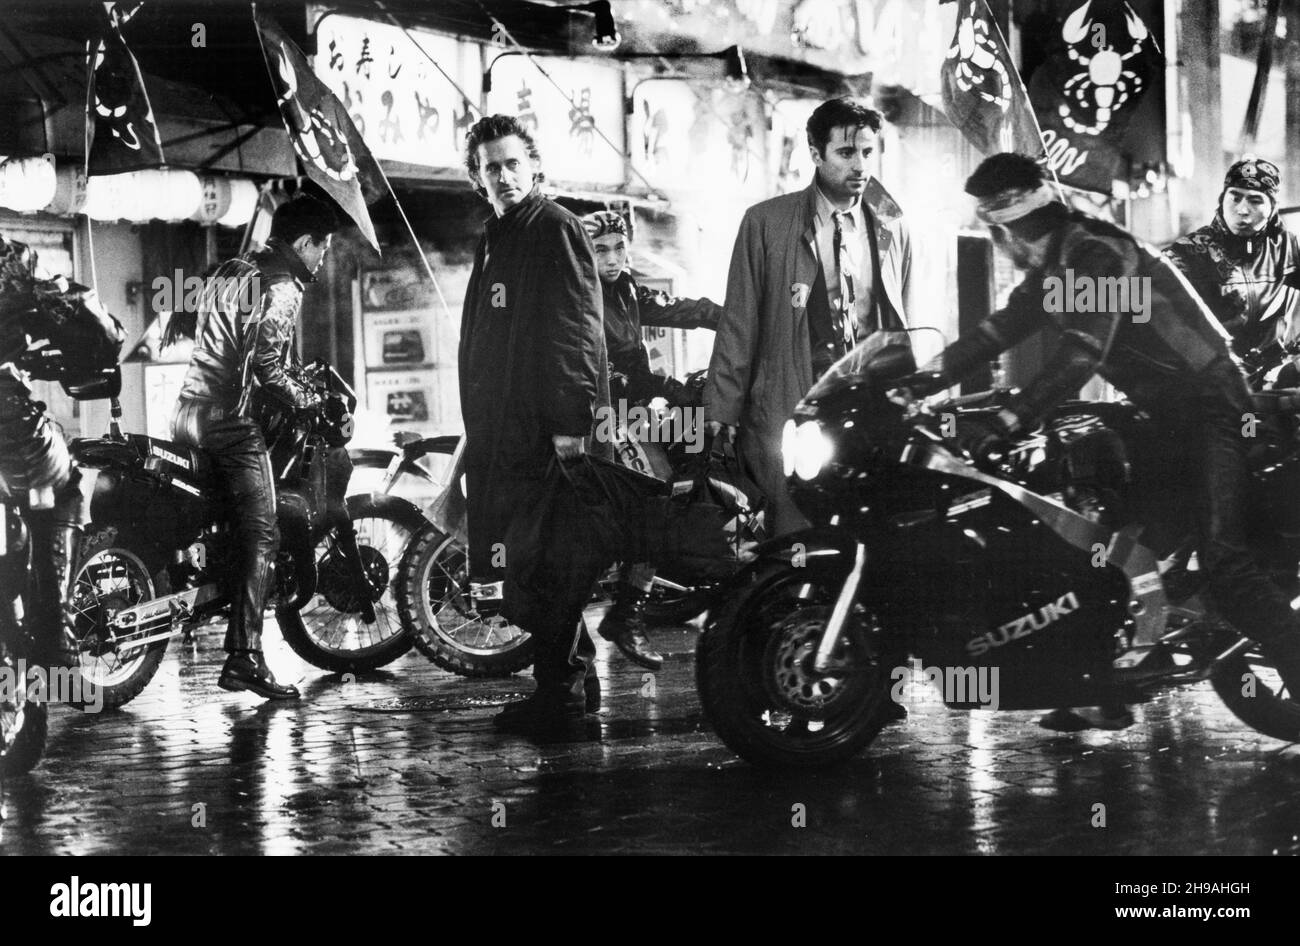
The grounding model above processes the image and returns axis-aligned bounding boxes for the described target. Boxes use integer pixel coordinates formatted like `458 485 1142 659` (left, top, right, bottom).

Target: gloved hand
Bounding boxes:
893 371 948 399
660 376 699 408
956 414 1014 465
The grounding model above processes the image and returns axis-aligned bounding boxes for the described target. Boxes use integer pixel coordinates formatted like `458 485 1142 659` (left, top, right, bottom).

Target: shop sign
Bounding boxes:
313 13 482 170
629 79 768 199
484 55 625 187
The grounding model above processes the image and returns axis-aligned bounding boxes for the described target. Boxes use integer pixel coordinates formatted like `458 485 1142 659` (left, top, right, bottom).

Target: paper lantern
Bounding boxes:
46 164 88 215
0 155 58 213
159 169 202 221
190 175 232 224
82 172 139 221
217 179 259 228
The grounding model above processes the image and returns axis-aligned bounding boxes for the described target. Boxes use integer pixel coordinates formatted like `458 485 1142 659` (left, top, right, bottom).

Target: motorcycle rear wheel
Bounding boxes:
280 494 423 674
68 528 169 710
1211 640 1300 741
398 527 534 678
697 562 890 768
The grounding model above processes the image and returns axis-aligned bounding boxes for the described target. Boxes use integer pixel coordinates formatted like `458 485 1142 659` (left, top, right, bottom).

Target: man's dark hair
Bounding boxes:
964 153 1045 198
269 194 340 245
806 98 883 156
464 114 545 198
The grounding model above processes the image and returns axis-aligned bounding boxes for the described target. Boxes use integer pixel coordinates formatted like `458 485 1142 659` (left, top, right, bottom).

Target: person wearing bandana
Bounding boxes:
1165 158 1300 381
897 152 1300 730
580 209 722 670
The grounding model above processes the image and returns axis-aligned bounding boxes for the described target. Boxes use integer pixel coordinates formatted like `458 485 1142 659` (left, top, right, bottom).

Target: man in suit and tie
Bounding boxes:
705 97 914 535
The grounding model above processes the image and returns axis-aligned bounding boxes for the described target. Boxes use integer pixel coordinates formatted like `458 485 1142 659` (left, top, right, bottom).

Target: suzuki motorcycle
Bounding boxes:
696 333 1300 768
392 370 765 677
67 362 423 709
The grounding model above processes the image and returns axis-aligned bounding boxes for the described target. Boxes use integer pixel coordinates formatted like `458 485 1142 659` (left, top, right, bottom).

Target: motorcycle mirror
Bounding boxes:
61 366 122 401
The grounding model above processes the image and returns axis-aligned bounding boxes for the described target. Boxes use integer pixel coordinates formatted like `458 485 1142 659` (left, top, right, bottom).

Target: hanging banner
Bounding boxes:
485 55 625 187
1027 0 1161 192
312 13 482 170
85 1 164 174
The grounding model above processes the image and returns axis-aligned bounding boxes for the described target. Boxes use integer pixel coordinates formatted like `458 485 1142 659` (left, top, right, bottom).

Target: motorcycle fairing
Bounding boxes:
902 441 1170 662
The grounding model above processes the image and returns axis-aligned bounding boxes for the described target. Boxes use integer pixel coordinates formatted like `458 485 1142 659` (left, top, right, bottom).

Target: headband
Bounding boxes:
581 210 628 240
975 183 1058 225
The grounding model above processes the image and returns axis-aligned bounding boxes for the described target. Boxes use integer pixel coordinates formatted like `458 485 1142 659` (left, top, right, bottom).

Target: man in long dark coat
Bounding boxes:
459 114 611 740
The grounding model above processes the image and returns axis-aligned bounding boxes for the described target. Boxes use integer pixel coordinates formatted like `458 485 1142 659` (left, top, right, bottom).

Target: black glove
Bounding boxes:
660 376 699 408
894 371 948 398
956 415 1012 464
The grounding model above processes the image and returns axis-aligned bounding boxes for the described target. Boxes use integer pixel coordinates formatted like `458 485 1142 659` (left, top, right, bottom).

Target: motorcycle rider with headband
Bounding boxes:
0 234 122 673
172 194 339 701
581 209 723 670
897 152 1300 728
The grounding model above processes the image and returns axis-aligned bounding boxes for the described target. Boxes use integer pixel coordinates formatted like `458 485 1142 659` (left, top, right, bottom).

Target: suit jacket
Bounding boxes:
704 178 912 534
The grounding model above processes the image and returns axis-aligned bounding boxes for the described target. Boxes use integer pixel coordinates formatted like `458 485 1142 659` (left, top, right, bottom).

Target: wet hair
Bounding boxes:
464 114 545 198
964 153 1046 198
806 98 882 156
269 194 340 245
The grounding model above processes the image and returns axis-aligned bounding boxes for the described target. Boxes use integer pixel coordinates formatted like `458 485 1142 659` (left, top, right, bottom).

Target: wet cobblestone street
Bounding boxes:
5 609 1300 856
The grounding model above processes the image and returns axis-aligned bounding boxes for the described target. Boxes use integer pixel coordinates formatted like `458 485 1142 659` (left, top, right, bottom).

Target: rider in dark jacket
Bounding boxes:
172 195 337 700
0 234 123 669
581 210 723 670
1165 158 1300 380
900 153 1300 726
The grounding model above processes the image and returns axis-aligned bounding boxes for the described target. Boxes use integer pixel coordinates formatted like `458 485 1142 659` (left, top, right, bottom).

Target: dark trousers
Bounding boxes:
177 404 279 654
466 461 600 713
25 473 83 653
1174 376 1298 645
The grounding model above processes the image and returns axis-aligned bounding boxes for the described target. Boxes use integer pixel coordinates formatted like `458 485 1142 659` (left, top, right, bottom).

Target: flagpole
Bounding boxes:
377 160 454 325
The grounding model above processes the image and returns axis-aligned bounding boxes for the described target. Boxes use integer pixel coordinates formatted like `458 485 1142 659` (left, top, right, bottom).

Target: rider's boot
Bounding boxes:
218 650 300 700
597 580 663 671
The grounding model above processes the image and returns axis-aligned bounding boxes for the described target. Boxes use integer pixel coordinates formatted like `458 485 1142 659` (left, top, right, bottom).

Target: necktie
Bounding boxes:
831 211 856 350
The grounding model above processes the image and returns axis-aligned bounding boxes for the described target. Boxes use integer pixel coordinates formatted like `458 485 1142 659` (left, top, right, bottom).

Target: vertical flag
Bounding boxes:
1027 0 1161 192
85 1 164 174
940 0 1044 157
253 6 385 250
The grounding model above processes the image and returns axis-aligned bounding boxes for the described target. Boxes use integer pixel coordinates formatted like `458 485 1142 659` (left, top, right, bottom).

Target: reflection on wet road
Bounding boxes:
4 613 1300 855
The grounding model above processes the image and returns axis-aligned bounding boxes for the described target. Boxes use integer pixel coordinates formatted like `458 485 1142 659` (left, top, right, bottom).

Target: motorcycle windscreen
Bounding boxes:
800 330 917 405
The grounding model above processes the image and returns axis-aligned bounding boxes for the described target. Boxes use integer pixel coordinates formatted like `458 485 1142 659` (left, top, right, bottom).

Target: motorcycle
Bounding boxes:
696 332 1300 768
67 361 425 709
386 370 766 677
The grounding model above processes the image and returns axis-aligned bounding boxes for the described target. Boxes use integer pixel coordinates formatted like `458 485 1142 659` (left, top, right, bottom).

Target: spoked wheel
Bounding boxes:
1210 633 1300 741
279 495 423 673
696 562 890 768
398 527 534 678
68 530 168 710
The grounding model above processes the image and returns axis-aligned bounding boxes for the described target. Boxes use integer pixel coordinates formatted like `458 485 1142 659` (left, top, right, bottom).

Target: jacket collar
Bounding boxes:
260 237 316 285
801 176 903 256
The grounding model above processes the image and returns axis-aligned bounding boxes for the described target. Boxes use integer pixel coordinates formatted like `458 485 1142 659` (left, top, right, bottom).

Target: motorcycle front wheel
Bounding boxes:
279 495 423 674
397 527 534 678
696 561 890 768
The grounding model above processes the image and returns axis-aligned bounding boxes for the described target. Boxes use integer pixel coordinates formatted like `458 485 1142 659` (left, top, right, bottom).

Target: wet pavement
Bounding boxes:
4 607 1300 856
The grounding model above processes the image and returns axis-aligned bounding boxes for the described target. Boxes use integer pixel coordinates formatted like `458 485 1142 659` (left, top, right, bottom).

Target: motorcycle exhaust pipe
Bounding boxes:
812 541 867 674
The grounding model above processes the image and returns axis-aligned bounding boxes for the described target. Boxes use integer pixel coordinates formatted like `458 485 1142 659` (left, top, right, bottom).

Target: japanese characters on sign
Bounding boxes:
312 12 482 170
485 55 625 187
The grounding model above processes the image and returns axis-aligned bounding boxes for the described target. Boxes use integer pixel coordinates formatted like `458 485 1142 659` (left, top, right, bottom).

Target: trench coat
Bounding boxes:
459 189 611 578
704 178 913 535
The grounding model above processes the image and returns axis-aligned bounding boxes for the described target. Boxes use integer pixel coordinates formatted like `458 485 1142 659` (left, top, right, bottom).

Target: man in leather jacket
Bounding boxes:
581 209 722 670
899 153 1300 724
1165 158 1300 381
172 195 338 700
1 235 122 671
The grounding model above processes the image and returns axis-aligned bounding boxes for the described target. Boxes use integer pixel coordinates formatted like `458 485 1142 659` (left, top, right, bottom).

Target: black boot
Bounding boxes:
597 584 663 671
218 651 300 700
1261 632 1300 698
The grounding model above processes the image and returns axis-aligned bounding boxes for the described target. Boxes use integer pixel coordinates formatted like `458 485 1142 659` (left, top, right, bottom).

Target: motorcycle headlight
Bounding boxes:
782 419 833 481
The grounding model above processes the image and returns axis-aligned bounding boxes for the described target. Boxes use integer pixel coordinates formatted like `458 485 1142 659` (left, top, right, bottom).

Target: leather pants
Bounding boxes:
174 402 278 654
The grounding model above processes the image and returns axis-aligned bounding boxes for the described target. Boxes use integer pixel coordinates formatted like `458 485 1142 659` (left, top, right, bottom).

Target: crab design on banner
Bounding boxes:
945 0 1011 111
1057 0 1149 134
85 1 164 173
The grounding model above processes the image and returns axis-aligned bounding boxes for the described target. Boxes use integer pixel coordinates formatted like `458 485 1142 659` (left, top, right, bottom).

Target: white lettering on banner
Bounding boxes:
1040 129 1089 177
313 14 481 169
